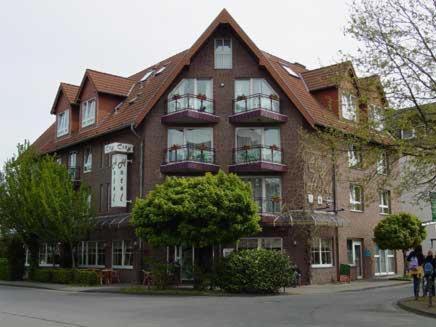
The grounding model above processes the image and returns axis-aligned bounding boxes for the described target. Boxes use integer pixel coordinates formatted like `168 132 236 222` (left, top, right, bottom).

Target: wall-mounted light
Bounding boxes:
220 82 225 87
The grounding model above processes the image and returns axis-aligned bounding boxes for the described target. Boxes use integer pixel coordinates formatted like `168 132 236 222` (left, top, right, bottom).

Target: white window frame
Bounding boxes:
237 237 283 252
167 127 214 149
83 147 92 173
341 92 358 121
369 104 384 131
374 247 395 276
214 38 232 69
235 127 281 149
401 129 416 140
348 144 362 168
347 239 362 267
56 110 69 137
38 243 60 267
379 190 391 215
81 98 97 128
350 184 364 212
78 241 105 268
112 240 133 269
241 176 282 214
376 151 388 175
311 238 333 268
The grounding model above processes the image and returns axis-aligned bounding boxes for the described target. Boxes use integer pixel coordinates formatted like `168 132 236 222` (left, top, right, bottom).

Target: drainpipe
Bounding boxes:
331 148 337 214
129 123 144 198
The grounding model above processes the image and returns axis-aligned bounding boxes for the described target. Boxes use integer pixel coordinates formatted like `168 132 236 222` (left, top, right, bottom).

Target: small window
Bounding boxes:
112 240 133 268
83 147 92 173
341 92 358 121
281 64 299 78
369 104 384 131
81 99 96 128
350 184 364 212
379 190 391 215
348 144 362 168
401 129 416 140
238 238 282 251
214 38 232 69
311 238 333 267
56 110 69 137
376 151 388 175
154 66 166 75
140 70 154 82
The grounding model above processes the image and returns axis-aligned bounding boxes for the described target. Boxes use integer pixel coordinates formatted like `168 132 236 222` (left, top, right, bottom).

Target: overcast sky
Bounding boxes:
0 0 357 165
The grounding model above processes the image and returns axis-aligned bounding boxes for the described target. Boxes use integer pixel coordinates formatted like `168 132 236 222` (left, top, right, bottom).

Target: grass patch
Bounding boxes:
120 286 227 296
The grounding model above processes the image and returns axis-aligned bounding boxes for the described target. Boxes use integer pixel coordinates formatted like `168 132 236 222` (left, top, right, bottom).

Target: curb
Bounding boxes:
397 297 436 319
339 281 409 293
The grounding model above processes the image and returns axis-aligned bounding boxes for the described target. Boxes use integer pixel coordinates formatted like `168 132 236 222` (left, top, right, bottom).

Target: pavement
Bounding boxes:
0 281 434 326
397 296 436 318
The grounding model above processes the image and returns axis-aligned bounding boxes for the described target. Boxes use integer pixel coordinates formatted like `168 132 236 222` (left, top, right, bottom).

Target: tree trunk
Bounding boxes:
402 249 407 277
70 242 75 268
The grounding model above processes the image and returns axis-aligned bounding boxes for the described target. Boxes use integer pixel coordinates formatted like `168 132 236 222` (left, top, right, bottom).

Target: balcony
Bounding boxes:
160 144 219 174
161 94 219 124
68 166 81 184
254 196 282 215
229 94 288 124
229 145 287 173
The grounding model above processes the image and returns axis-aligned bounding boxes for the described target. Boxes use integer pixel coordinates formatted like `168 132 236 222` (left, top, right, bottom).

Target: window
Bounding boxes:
347 240 362 266
140 70 154 82
281 64 299 78
379 190 391 214
78 241 105 267
57 110 69 137
83 147 92 173
154 66 166 75
242 176 281 214
238 238 282 251
376 151 388 175
235 127 281 164
348 144 362 168
39 243 59 267
81 99 96 127
68 152 78 180
56 157 62 165
350 184 364 212
369 104 384 131
167 128 213 163
431 193 436 221
311 238 333 267
341 92 357 121
401 129 416 140
168 79 213 113
214 38 232 69
112 240 133 268
374 245 395 276
234 79 279 113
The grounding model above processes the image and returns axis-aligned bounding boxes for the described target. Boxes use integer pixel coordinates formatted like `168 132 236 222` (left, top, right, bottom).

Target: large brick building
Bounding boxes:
32 9 403 284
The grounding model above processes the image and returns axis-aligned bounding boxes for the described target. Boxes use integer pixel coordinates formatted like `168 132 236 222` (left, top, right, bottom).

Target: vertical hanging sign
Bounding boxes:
111 153 128 207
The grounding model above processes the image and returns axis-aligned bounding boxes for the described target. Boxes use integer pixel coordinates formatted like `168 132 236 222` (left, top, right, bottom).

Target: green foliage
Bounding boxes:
29 268 99 286
340 264 351 276
4 236 26 280
0 258 10 280
144 257 175 290
216 249 295 294
373 212 426 251
132 171 261 248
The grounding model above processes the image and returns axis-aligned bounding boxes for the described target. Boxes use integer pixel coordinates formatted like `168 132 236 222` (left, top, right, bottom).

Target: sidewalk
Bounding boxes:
397 297 436 318
0 280 127 293
285 279 409 295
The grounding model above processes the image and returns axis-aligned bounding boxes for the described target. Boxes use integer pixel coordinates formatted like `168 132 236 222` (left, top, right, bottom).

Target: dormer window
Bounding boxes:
341 92 358 121
81 99 96 128
56 110 69 137
214 38 232 69
369 104 384 131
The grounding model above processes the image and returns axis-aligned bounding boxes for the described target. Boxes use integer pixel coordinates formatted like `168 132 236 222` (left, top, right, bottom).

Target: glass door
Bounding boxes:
175 246 195 281
353 240 363 279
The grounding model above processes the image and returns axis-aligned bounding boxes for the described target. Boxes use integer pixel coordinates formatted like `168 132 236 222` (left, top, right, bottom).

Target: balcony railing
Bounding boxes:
164 144 215 164
253 196 282 214
167 94 214 114
233 93 280 114
68 166 81 181
233 145 283 164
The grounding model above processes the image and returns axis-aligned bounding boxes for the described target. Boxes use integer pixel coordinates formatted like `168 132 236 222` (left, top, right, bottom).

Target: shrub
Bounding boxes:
31 269 52 282
75 270 99 286
51 269 74 284
29 268 99 286
0 258 10 280
216 249 295 294
144 257 175 290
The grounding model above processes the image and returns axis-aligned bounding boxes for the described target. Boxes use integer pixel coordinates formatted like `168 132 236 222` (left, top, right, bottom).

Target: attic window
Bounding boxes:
281 64 299 78
140 70 154 82
154 66 167 76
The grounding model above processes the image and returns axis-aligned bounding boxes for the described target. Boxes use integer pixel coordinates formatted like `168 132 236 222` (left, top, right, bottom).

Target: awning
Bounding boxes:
262 210 347 227
95 213 131 229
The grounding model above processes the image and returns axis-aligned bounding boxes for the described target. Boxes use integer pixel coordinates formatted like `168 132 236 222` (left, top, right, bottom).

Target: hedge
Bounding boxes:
0 258 10 280
216 249 295 294
30 268 99 286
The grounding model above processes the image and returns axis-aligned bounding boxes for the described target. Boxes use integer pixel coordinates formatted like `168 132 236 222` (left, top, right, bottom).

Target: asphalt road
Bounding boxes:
0 284 434 327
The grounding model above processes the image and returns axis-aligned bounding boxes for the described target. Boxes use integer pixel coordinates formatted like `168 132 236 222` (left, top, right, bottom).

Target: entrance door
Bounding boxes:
353 241 363 279
175 246 195 281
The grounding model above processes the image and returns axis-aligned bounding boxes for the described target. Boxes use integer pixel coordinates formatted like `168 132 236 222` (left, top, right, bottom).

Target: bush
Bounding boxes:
51 269 74 284
0 258 10 280
144 257 175 290
216 249 295 294
29 268 99 286
31 268 52 282
75 270 99 286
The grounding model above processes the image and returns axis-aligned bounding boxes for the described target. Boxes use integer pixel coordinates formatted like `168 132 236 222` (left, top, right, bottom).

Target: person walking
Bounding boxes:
407 245 425 300
423 251 435 297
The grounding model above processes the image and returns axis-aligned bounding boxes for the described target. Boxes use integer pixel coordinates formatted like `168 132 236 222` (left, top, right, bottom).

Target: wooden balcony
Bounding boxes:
228 145 287 173
229 94 288 124
160 145 219 174
161 94 219 124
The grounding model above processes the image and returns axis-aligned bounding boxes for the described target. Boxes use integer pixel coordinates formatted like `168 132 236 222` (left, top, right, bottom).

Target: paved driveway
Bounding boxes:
0 284 434 327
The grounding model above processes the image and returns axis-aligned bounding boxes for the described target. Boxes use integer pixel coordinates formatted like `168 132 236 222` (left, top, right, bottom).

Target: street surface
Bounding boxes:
0 284 434 326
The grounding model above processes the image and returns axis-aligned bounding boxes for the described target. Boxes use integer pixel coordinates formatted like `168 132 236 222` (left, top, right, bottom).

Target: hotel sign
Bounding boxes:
105 142 134 154
111 154 128 207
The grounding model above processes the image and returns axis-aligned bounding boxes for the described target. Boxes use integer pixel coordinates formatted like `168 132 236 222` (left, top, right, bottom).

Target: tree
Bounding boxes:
0 142 94 272
132 171 261 250
373 212 426 275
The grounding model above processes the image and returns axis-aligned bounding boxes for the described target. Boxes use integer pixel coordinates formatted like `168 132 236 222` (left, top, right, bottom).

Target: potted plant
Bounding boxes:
269 144 279 151
241 144 252 151
236 95 247 102
196 94 207 101
269 94 279 101
172 94 181 100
